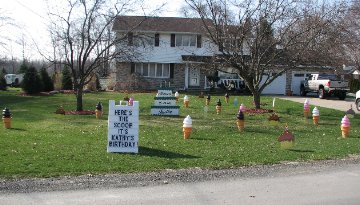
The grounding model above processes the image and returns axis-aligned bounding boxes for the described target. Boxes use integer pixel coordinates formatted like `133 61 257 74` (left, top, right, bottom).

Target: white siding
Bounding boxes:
261 74 286 95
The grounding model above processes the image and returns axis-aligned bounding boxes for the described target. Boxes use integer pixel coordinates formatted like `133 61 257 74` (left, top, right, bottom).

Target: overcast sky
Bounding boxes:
0 0 186 60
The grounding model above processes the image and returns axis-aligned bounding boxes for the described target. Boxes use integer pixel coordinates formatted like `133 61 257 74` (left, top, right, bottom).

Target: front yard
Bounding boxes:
1 89 359 178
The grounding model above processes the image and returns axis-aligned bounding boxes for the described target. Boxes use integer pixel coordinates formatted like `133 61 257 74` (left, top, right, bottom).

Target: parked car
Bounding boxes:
300 74 348 100
355 90 360 111
4 74 24 87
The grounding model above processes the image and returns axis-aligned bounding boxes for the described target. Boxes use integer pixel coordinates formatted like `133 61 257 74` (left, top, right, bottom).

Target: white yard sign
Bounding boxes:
107 100 139 153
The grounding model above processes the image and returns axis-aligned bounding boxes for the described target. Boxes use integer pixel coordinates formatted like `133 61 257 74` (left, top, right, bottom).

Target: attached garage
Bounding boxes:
261 73 286 95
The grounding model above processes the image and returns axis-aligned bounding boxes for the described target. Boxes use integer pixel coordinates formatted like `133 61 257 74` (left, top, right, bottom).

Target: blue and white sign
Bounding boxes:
107 100 139 153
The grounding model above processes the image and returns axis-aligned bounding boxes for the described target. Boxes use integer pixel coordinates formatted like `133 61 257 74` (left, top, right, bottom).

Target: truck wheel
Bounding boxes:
356 99 360 111
318 88 325 99
338 92 346 100
300 86 306 96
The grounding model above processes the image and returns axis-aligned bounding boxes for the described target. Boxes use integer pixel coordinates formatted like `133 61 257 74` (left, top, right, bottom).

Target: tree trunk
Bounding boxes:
76 87 83 111
252 91 261 109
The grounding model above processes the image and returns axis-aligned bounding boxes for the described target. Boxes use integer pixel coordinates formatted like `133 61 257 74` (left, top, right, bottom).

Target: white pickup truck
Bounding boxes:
300 74 348 100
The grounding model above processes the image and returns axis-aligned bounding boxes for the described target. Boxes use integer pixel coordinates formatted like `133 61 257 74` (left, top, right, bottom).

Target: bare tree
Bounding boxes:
341 0 360 68
47 0 148 111
185 0 346 108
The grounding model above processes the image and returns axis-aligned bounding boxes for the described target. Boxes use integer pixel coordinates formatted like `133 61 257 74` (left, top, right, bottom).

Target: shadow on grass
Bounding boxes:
7 127 27 131
288 148 315 153
139 146 199 159
349 136 360 139
192 137 215 141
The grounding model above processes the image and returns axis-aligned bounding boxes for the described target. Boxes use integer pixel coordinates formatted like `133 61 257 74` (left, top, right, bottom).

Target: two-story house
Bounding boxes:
112 16 241 91
112 16 336 95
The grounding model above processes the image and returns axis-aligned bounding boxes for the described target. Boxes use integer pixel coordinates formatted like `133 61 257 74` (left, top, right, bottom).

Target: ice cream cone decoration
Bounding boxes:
304 99 310 118
95 102 103 119
312 107 320 125
184 95 189 107
2 107 12 129
346 105 356 118
268 112 280 125
128 97 134 106
216 99 222 114
206 94 211 106
233 97 238 107
278 124 295 149
239 103 246 113
340 115 350 138
225 93 229 104
183 115 192 139
175 91 180 102
236 111 245 131
123 93 130 101
199 91 204 98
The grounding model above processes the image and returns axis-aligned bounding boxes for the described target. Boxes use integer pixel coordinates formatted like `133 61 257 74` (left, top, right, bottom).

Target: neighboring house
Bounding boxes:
112 16 336 95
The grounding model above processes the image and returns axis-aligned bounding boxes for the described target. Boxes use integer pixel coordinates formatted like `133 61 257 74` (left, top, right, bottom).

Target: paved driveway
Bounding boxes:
277 94 359 114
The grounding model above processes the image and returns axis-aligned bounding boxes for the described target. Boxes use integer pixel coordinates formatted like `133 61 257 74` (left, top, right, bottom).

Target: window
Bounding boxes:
127 32 133 46
155 33 159 47
175 34 197 47
134 63 170 78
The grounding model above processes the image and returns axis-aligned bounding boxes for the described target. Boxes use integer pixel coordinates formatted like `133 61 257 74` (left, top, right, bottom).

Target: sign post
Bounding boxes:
107 100 139 153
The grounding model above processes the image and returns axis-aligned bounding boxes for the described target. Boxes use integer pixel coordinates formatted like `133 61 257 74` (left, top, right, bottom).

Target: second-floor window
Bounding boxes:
135 63 170 78
175 34 197 47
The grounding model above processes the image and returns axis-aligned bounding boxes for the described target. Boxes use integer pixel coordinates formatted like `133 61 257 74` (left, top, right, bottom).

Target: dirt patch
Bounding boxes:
245 108 273 115
64 110 95 115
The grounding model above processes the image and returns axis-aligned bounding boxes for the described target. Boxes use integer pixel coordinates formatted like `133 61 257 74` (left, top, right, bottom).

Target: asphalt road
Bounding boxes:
1 157 360 205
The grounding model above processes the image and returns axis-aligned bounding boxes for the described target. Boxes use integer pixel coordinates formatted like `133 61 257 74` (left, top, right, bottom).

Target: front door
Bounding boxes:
189 67 200 86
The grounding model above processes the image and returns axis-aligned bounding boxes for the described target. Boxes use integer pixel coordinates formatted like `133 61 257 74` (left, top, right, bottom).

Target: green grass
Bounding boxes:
1 88 360 178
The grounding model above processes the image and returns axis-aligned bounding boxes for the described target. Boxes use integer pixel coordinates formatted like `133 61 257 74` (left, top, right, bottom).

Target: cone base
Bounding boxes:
280 141 294 149
2 118 11 129
236 120 244 131
313 116 319 125
341 126 350 138
184 101 189 108
95 110 103 119
183 127 192 139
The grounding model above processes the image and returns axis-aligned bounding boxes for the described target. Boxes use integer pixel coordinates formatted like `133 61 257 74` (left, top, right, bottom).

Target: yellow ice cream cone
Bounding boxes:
184 101 189 108
2 117 11 129
225 97 229 104
341 126 350 138
313 116 319 125
216 105 221 114
236 119 244 131
95 110 102 119
183 127 192 139
304 110 309 118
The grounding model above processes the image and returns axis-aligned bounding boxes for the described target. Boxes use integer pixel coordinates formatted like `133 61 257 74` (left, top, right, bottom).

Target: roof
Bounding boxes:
112 16 212 34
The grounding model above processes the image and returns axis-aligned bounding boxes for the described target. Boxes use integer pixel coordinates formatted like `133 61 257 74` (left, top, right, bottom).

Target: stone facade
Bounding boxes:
114 62 208 91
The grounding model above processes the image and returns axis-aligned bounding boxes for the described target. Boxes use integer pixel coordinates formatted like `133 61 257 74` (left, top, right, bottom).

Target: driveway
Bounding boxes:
277 94 359 114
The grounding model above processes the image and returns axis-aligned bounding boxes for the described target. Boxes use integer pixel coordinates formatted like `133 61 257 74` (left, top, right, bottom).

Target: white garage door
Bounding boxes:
261 73 286 95
291 72 315 95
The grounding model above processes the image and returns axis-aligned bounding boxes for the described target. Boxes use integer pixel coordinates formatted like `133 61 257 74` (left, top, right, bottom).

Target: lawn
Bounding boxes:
1 88 360 178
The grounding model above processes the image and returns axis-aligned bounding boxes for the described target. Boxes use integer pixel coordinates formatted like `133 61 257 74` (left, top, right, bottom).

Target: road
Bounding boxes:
1 158 360 205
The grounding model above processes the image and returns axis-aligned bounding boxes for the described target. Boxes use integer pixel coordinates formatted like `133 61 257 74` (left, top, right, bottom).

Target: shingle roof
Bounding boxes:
112 16 212 34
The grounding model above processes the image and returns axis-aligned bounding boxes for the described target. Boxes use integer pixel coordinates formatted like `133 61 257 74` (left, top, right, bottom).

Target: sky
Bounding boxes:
0 0 186 60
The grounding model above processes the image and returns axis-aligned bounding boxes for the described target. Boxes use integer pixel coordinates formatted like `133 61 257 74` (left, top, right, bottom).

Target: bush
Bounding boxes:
62 66 73 90
350 78 360 93
40 67 54 92
21 66 43 94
